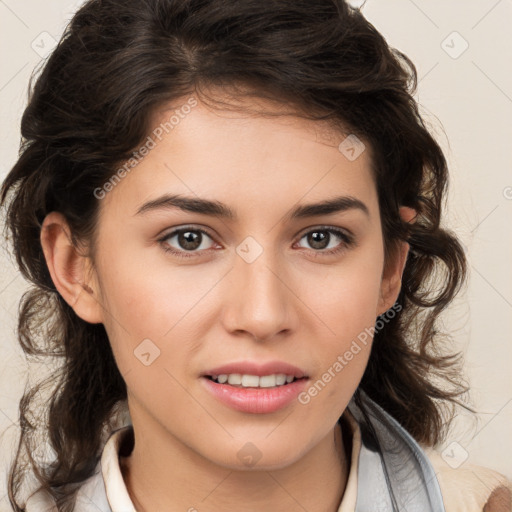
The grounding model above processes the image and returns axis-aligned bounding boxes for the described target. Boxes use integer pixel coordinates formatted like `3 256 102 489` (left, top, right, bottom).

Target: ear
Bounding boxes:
40 211 104 324
377 206 417 316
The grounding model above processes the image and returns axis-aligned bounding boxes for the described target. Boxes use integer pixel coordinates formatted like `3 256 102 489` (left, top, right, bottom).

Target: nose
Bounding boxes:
221 242 297 342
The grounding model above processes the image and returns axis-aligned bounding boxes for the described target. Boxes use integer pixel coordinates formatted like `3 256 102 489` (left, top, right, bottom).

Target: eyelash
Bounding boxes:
157 225 354 259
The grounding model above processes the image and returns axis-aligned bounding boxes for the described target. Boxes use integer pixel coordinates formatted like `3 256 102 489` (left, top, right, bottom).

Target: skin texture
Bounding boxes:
40 94 410 512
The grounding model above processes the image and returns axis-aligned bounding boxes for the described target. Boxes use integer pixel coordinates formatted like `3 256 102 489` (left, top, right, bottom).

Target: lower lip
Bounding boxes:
201 377 309 414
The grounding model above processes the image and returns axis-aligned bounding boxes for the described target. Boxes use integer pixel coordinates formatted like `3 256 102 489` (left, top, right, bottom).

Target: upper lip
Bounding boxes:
203 361 308 379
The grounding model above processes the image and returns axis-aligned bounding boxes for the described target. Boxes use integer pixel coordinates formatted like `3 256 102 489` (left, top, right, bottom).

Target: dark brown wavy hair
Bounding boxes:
1 0 473 509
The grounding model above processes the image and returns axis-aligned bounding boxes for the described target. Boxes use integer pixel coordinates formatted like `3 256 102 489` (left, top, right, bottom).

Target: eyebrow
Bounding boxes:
135 193 369 220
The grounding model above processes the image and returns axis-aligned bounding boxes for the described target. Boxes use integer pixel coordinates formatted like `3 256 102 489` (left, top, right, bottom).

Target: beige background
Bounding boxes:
1 0 511 507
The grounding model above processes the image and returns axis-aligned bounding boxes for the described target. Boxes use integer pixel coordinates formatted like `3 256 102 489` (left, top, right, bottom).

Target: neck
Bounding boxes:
120 419 350 512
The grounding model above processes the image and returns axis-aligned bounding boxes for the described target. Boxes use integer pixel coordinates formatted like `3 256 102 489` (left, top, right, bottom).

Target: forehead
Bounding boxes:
149 90 361 154
98 92 376 221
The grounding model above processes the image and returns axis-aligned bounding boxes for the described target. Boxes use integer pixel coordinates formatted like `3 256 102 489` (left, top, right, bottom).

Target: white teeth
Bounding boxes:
227 374 242 385
275 374 286 385
241 374 260 387
211 373 298 388
259 375 276 387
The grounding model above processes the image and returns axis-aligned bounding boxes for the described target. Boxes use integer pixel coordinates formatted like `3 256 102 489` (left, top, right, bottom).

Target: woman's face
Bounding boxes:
78 94 403 470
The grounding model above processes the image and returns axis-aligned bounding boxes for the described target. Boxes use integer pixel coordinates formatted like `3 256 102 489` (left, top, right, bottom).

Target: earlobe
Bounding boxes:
40 212 103 324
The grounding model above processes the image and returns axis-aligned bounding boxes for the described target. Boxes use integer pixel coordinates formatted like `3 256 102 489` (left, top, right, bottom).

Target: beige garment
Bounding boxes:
423 445 512 512
24 408 512 511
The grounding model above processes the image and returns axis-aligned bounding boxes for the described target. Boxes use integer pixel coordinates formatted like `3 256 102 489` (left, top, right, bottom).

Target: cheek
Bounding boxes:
94 248 182 359
97 237 197 329
307 247 384 340
96 265 200 416
301 242 384 395
300 278 379 415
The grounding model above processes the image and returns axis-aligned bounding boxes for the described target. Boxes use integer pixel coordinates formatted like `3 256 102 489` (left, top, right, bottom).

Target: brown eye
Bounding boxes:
305 230 330 250
296 227 353 255
175 230 203 251
158 227 217 258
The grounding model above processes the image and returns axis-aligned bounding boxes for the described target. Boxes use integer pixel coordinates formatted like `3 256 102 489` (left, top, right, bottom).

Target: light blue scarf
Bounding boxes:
347 389 446 511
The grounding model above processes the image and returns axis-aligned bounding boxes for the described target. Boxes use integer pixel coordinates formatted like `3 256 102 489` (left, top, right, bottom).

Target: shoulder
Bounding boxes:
422 445 512 512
